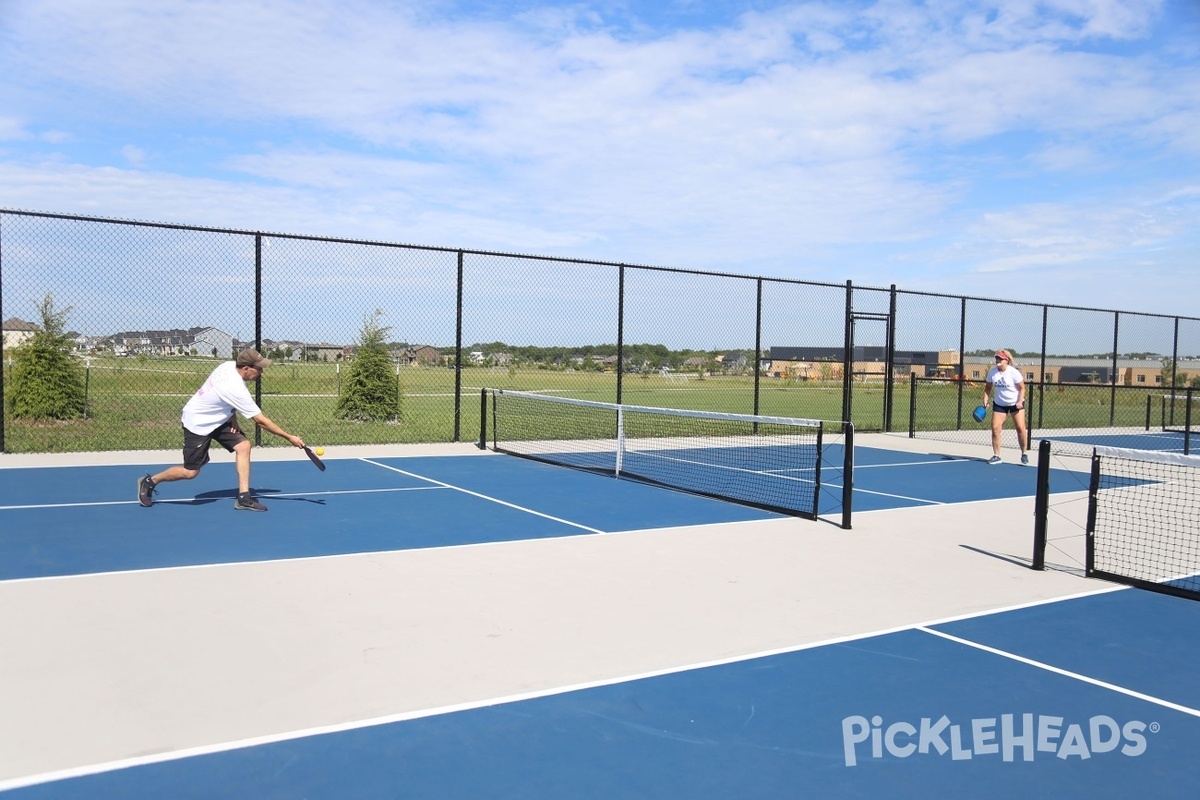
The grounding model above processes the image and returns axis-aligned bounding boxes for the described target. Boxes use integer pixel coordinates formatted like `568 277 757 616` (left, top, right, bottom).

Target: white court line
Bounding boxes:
819 479 945 507
0 585 1138 793
360 458 607 535
855 457 972 469
0 486 444 512
918 627 1200 718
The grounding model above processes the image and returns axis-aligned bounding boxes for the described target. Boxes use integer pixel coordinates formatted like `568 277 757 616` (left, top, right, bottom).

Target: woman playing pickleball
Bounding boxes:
983 349 1030 465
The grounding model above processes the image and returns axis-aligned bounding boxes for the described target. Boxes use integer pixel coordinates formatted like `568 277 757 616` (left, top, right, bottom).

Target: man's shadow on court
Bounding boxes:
186 488 326 506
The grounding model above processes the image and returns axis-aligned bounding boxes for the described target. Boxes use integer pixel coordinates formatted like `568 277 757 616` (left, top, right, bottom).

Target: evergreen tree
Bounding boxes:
335 310 402 422
6 294 87 420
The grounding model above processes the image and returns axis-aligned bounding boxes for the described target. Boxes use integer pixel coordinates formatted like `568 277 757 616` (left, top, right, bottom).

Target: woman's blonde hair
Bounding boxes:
995 349 1016 365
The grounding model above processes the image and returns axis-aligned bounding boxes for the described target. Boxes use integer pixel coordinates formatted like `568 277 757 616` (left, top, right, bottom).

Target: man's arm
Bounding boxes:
251 412 305 448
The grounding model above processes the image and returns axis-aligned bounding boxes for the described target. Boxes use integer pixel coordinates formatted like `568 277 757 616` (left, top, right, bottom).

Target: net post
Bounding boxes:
1084 448 1102 578
614 406 625 476
1186 387 1194 456
840 421 854 530
811 424 823 519
477 388 488 449
908 377 917 438
1031 438 1051 570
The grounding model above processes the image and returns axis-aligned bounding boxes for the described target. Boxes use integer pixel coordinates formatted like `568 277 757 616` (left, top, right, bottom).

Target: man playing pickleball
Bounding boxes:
137 349 306 511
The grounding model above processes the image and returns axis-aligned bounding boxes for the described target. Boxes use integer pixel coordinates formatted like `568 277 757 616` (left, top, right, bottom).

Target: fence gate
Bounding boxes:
843 301 896 431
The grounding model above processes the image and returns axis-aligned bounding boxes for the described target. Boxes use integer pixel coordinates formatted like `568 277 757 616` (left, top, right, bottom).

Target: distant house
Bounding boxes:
402 345 442 366
2 317 39 349
719 352 748 373
307 344 349 362
268 341 306 361
104 326 233 357
190 327 234 359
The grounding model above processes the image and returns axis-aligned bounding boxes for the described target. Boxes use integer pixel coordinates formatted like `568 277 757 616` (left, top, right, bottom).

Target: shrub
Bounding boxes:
335 310 402 422
6 294 87 421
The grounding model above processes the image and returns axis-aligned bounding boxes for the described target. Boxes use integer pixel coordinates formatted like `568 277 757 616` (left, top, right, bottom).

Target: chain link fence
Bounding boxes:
2 208 1198 454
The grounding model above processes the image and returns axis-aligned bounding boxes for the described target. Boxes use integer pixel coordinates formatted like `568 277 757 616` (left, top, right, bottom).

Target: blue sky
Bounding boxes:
2 0 1198 320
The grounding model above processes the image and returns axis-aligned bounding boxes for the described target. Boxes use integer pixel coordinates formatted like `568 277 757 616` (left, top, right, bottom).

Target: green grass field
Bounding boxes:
1 357 853 452
3 356 1180 453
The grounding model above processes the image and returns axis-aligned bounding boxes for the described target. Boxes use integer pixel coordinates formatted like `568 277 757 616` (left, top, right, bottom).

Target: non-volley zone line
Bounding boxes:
855 455 975 469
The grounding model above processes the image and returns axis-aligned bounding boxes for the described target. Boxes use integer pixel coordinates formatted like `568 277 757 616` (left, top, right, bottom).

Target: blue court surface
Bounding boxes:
0 446 1067 581
2 446 1196 798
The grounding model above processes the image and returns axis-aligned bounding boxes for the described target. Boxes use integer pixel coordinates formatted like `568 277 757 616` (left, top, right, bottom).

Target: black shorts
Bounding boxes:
992 403 1023 415
182 416 248 470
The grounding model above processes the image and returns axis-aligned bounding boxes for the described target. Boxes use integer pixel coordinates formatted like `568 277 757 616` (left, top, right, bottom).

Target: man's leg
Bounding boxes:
233 439 252 495
150 465 200 484
231 439 268 511
139 432 207 506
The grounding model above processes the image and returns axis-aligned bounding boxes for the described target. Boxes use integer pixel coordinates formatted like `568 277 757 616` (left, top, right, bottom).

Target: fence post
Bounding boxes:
616 265 625 405
1109 311 1119 426
1037 305 1048 429
956 296 966 429
454 251 464 442
753 278 763 417
253 233 263 447
0 213 5 452
884 285 897 432
842 280 853 425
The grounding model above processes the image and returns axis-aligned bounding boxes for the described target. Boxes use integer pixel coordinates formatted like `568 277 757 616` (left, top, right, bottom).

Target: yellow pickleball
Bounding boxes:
315 447 324 456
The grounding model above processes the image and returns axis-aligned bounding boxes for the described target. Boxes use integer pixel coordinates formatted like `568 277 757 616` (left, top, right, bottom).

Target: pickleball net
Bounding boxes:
478 389 853 528
1085 445 1200 600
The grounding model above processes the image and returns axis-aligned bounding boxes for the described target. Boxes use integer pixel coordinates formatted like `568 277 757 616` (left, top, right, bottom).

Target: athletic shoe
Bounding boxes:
138 474 156 507
234 493 268 512
1021 453 1030 465
987 455 1002 465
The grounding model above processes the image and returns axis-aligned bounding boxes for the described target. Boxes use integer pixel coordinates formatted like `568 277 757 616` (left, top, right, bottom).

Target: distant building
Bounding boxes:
2 317 39 349
191 328 234 359
961 355 1200 386
765 347 958 381
400 345 442 366
106 326 233 357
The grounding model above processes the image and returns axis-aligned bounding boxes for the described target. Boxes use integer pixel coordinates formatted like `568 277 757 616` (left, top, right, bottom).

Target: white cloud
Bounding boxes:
0 0 1197 318
121 145 146 166
0 117 29 140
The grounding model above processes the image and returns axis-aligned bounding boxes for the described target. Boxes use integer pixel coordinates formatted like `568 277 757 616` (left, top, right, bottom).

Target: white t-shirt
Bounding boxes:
986 364 1024 407
181 361 263 435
